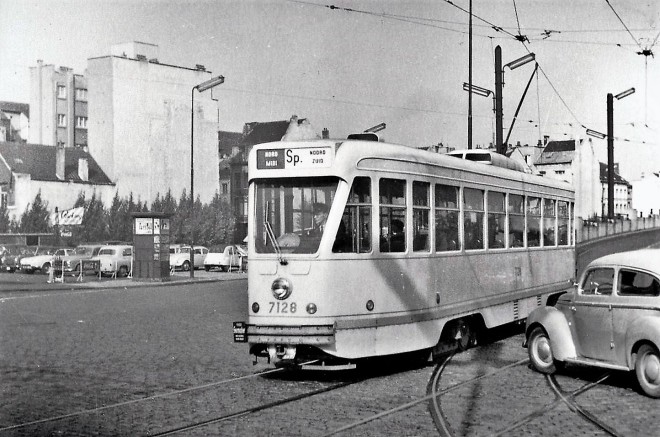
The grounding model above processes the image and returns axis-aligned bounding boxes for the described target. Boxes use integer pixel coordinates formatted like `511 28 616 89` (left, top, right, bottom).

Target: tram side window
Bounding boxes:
380 178 406 252
557 201 569 245
543 198 556 247
464 188 484 250
487 191 506 249
413 181 430 252
508 194 525 247
336 177 371 253
527 197 541 247
435 184 459 252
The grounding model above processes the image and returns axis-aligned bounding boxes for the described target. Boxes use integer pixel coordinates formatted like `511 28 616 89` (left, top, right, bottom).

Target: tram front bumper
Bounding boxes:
233 322 335 345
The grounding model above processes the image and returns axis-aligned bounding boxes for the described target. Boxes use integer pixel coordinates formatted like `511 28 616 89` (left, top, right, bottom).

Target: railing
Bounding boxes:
577 216 660 243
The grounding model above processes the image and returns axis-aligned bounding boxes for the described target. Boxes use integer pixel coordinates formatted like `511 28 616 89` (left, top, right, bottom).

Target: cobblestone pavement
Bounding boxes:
1 277 659 436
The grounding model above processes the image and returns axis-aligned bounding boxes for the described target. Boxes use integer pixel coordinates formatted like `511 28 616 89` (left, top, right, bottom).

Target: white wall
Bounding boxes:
8 173 115 222
88 56 220 205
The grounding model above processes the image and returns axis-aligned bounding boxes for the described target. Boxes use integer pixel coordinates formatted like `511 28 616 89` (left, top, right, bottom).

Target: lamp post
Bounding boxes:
494 47 536 155
606 87 635 219
190 74 224 278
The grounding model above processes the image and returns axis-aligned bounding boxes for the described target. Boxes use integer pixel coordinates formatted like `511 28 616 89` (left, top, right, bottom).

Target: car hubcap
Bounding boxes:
643 354 660 384
535 337 552 364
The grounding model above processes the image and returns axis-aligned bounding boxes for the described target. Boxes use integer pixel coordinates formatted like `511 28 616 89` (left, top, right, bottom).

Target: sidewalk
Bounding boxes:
0 269 246 293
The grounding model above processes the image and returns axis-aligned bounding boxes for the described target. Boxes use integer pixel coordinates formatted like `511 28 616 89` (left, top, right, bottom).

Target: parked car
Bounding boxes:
0 245 35 273
204 244 247 272
90 245 133 277
60 244 104 276
525 249 660 398
20 247 73 274
169 245 208 271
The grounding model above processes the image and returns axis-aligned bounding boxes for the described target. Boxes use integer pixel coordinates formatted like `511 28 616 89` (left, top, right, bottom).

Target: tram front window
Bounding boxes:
255 178 338 254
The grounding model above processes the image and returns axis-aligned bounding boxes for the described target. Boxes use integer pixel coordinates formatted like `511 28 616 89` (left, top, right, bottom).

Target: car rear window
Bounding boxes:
618 269 660 297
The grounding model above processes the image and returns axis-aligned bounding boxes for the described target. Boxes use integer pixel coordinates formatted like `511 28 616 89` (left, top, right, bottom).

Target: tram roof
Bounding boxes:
249 139 574 193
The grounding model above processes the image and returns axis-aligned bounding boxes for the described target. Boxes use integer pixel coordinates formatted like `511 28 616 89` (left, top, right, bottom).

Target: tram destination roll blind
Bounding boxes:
257 147 333 169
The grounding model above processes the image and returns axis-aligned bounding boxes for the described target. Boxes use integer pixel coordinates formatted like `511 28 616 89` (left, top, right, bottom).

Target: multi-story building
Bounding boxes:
632 172 660 217
0 102 30 142
535 139 596 218
87 42 221 205
599 162 632 218
28 61 88 148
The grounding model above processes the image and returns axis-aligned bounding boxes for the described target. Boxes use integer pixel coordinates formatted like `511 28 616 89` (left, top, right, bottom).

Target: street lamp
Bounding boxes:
190 74 224 278
606 87 635 219
494 47 536 154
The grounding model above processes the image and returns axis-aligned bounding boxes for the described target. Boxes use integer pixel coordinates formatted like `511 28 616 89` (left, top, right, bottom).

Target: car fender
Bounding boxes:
625 315 660 368
526 306 577 360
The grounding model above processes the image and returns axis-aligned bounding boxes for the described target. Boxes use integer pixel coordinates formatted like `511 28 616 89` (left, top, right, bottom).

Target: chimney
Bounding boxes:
322 128 329 139
78 158 89 182
543 135 550 145
614 163 619 175
56 145 65 180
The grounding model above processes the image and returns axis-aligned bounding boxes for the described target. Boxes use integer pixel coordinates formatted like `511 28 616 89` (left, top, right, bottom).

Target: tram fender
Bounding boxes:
525 306 576 360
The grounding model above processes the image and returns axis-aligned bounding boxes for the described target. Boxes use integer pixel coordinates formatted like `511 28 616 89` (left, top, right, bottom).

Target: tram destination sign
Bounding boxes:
257 147 333 170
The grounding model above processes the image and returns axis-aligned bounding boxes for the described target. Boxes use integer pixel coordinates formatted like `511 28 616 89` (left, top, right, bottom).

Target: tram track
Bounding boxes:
0 365 291 434
427 353 624 437
0 361 368 436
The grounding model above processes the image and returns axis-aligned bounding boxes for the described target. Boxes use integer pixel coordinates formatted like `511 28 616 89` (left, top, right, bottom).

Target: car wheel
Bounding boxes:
182 261 191 271
118 265 128 277
220 265 228 272
635 344 660 398
42 262 51 274
204 266 211 271
528 326 558 374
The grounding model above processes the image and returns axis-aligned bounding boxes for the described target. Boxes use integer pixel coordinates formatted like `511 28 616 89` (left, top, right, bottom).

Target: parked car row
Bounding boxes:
169 244 247 272
1 243 247 275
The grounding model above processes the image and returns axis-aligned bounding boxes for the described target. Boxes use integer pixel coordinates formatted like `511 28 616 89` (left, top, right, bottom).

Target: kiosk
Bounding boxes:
132 212 172 281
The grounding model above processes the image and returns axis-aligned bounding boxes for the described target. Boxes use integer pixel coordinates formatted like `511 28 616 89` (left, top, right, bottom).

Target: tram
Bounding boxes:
233 137 575 369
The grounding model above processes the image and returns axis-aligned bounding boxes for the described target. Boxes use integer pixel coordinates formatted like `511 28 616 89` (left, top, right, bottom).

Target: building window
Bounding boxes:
57 85 66 99
555 170 565 175
539 171 546 175
222 183 228 194
57 141 66 147
57 114 66 127
76 116 88 129
75 88 87 101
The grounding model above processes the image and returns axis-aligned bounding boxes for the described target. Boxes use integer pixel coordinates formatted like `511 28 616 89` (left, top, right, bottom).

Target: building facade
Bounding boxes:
29 61 88 149
87 42 221 205
0 102 30 143
0 142 114 221
632 172 660 217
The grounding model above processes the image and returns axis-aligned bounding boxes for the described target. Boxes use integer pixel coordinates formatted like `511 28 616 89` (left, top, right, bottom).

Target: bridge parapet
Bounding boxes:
577 216 660 243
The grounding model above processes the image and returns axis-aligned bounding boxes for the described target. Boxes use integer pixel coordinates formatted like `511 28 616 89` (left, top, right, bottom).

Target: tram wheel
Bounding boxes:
527 326 557 374
635 344 660 398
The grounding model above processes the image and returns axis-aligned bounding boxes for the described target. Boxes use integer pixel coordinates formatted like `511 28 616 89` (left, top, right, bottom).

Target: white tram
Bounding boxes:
233 138 575 368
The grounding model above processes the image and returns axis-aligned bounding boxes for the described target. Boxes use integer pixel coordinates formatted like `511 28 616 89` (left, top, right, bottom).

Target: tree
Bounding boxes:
0 203 13 233
19 191 50 233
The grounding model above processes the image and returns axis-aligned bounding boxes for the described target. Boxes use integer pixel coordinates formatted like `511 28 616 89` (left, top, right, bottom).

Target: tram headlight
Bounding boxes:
306 303 317 314
252 302 260 313
366 300 375 311
271 277 293 300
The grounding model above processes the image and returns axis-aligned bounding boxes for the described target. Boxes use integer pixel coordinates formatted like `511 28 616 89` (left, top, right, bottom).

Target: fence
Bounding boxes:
577 216 660 243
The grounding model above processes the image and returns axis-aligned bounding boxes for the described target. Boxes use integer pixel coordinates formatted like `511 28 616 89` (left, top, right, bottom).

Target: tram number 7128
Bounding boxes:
269 302 297 314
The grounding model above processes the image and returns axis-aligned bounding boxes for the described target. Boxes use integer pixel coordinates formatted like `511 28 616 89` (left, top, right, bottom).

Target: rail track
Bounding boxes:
427 354 624 437
0 362 366 436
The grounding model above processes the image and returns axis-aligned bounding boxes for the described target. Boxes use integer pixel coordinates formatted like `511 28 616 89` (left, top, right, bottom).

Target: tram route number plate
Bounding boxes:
233 321 248 343
257 147 333 170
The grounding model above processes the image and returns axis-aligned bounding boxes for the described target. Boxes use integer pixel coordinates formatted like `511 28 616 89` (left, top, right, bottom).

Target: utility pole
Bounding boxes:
468 0 473 150
607 92 614 219
494 46 504 155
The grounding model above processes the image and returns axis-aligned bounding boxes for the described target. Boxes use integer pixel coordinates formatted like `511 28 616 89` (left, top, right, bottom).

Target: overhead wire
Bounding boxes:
604 0 643 50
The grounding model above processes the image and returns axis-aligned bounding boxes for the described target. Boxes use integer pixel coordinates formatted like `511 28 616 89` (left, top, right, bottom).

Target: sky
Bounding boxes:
1 0 659 181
